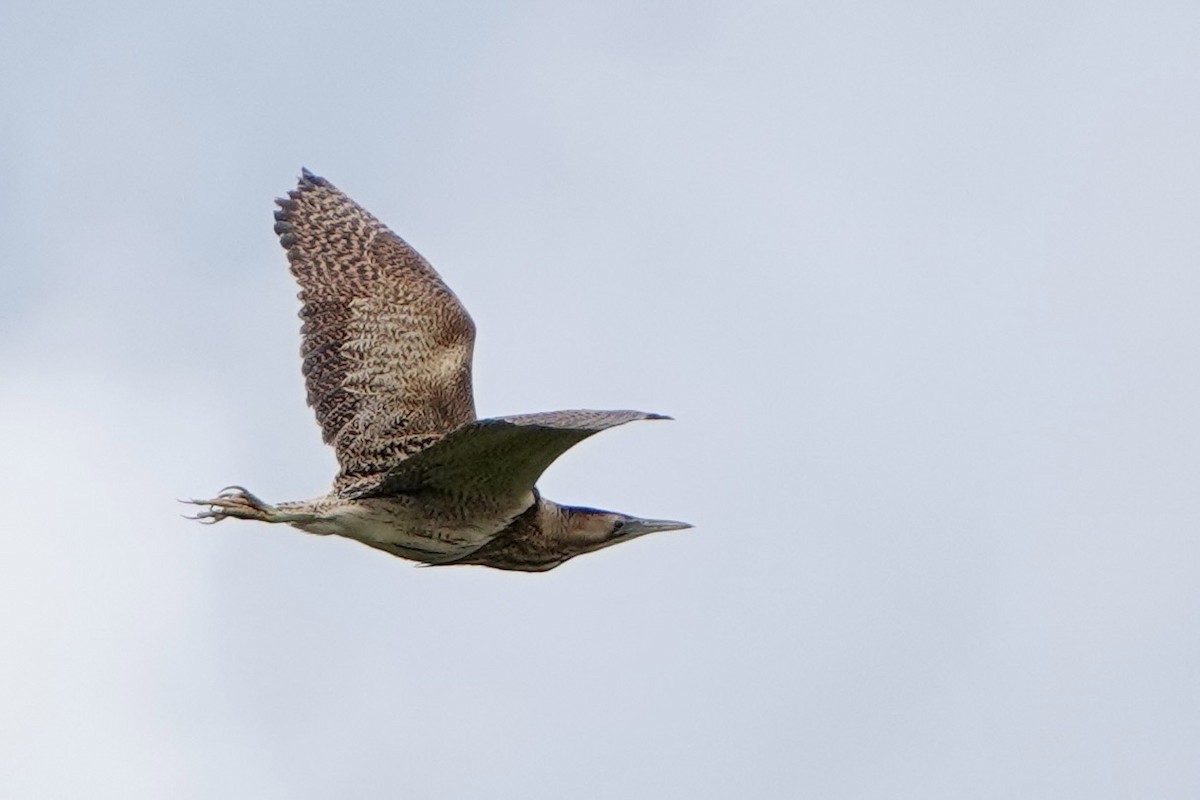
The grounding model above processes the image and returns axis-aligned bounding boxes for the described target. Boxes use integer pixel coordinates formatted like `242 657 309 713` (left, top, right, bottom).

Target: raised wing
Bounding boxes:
274 170 476 493
352 410 669 501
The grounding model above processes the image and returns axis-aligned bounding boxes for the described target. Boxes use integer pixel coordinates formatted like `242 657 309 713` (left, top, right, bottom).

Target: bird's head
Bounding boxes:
559 505 693 557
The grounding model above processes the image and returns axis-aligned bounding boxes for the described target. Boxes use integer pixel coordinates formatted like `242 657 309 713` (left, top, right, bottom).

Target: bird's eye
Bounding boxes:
612 520 626 535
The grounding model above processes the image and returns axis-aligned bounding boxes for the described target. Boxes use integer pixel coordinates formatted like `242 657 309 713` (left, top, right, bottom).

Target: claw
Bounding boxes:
180 487 273 523
217 485 267 506
178 498 231 524
180 511 223 524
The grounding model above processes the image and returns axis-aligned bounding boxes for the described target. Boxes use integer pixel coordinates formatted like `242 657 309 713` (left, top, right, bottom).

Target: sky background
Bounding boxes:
3 1 1199 797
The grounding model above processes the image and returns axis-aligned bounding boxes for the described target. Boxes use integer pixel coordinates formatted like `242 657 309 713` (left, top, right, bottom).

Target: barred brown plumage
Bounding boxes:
186 169 689 571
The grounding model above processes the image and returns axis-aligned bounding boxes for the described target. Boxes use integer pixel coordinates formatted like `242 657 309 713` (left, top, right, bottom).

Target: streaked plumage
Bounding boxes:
187 170 689 571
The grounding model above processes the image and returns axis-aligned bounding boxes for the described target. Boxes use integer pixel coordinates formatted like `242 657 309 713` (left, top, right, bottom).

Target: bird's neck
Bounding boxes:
443 494 572 572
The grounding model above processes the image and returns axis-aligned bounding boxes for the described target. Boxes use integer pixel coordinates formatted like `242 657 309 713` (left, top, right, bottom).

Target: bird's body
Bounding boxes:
188 170 688 571
278 490 533 564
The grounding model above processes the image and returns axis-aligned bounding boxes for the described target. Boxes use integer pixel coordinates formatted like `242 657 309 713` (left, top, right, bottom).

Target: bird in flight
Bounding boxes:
186 170 689 571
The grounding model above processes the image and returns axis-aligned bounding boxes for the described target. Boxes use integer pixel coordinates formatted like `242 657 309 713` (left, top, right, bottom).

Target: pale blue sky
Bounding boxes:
3 2 1199 797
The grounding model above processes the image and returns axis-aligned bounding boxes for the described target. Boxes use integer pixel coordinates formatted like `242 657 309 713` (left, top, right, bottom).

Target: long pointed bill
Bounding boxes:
621 517 694 538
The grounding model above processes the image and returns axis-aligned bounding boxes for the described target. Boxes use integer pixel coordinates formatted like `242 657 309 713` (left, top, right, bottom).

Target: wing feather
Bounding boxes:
353 410 669 502
274 170 477 493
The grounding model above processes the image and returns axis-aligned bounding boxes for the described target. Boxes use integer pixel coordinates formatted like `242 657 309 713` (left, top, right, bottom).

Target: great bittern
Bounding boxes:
186 170 689 571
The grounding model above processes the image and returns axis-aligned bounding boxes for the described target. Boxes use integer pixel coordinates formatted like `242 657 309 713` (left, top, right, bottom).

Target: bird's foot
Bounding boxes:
183 485 278 524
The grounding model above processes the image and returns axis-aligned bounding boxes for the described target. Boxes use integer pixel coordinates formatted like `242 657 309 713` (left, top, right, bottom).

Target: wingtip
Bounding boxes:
275 169 331 231
298 167 329 187
645 412 674 421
